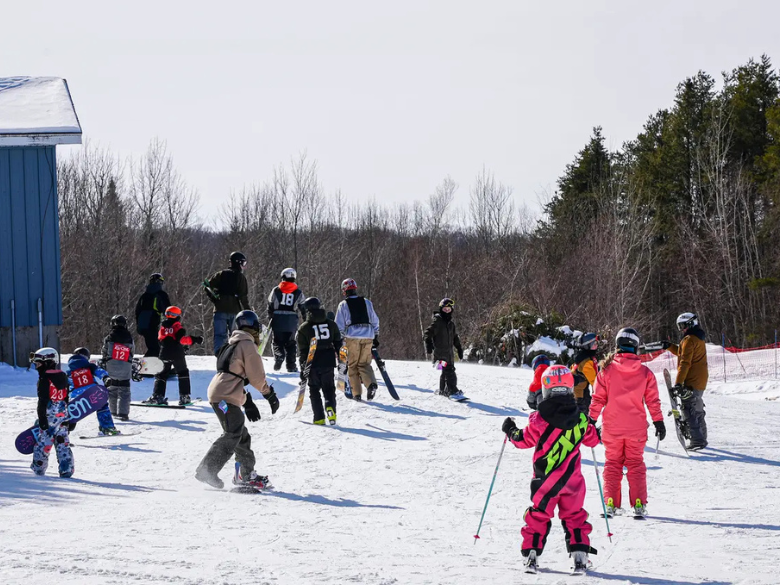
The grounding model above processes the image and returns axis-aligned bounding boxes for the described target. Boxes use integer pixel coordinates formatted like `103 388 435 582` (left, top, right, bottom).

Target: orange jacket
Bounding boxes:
668 329 708 390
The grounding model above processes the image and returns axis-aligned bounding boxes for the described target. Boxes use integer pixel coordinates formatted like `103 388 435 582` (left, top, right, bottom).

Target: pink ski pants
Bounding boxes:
601 434 647 508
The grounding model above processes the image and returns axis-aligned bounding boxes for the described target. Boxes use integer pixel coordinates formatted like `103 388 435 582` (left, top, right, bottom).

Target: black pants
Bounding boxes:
439 363 458 396
140 330 160 357
153 354 190 397
309 366 337 422
272 331 297 369
682 390 707 446
197 403 255 477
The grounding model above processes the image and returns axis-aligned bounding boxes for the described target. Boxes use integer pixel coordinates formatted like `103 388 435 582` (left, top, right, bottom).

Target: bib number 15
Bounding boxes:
313 324 330 340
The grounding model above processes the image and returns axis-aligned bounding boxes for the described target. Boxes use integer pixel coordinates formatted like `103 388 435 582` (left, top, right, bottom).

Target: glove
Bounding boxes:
673 384 694 401
243 393 261 422
299 370 306 381
526 391 538 411
425 342 433 355
265 387 279 414
38 421 49 432
103 376 113 387
372 337 379 349
457 347 464 360
662 341 671 350
502 417 518 436
191 335 204 345
654 420 667 441
587 417 602 442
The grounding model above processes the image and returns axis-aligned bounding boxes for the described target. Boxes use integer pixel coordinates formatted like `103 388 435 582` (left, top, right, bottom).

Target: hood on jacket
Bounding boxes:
146 282 163 295
305 307 327 324
686 325 706 342
67 354 91 370
279 281 298 294
108 326 133 343
537 394 582 429
432 311 452 323
229 329 258 346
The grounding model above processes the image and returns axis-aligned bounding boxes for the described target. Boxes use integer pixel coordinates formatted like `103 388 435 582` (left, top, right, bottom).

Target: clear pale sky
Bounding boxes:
3 1 779 223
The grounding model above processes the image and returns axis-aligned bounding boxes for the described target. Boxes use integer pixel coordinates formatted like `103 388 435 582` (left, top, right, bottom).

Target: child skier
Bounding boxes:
144 306 203 406
589 327 666 518
570 332 599 414
424 298 464 399
296 297 341 425
67 347 118 435
502 365 600 574
101 314 135 421
526 354 551 410
30 347 74 478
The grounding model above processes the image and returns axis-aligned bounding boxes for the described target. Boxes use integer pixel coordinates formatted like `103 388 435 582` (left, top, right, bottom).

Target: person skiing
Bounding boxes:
30 347 74 478
570 332 599 414
143 306 203 406
664 312 709 450
100 314 135 421
196 310 280 490
335 278 380 401
589 327 666 518
502 365 600 575
267 267 306 372
296 297 341 425
134 273 170 357
204 251 251 355
424 298 464 399
67 347 118 436
526 354 551 410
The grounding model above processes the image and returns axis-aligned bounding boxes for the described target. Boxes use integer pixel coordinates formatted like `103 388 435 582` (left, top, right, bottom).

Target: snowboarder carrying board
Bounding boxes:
335 278 380 401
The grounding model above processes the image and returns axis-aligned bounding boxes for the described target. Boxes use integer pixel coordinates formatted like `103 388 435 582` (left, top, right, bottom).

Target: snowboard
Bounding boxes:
663 368 690 456
447 393 470 402
15 383 109 455
230 462 271 493
294 338 317 413
371 348 400 400
257 324 272 357
337 345 349 393
132 356 164 381
131 397 201 409
78 430 143 440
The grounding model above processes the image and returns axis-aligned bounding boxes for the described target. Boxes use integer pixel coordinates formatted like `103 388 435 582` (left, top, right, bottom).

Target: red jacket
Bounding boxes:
588 353 663 440
528 364 546 394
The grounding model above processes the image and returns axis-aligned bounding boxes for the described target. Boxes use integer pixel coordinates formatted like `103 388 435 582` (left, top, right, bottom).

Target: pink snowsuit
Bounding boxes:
510 398 600 557
589 353 663 508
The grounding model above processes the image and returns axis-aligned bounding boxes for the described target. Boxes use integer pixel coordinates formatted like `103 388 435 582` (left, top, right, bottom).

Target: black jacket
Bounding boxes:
37 369 70 430
135 283 171 333
206 268 250 314
296 308 341 369
424 311 462 363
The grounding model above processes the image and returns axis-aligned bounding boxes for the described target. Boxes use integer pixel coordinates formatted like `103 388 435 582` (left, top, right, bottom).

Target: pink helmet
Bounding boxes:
541 365 575 402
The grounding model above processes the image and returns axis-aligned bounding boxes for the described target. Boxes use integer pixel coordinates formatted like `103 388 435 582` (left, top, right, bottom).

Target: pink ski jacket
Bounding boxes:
589 353 663 440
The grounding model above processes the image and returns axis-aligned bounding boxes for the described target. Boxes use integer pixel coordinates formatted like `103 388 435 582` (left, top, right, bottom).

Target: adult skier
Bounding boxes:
196 310 279 490
135 273 170 357
664 312 709 450
589 327 665 518
335 278 380 401
204 251 251 355
570 332 599 414
101 314 135 421
267 267 306 372
424 298 464 399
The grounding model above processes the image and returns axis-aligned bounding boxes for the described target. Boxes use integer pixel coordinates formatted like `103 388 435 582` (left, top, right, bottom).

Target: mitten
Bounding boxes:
265 387 280 414
243 393 261 422
653 420 666 441
191 335 204 345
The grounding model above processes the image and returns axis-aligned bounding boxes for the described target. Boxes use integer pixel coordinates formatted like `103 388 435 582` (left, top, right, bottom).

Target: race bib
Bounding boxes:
48 381 67 401
71 367 94 389
112 343 132 362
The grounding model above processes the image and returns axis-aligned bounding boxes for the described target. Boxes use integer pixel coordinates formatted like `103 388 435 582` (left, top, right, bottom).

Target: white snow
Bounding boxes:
2 358 780 584
526 335 567 357
0 77 81 135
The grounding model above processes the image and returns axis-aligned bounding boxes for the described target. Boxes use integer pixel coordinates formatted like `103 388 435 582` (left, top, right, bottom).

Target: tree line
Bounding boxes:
58 55 780 361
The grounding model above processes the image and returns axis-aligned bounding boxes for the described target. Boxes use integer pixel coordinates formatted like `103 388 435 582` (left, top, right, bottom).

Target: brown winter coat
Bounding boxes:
668 328 709 390
207 330 271 406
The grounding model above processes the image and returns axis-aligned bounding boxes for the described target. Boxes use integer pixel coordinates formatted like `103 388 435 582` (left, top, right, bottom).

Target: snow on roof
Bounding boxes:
0 77 82 145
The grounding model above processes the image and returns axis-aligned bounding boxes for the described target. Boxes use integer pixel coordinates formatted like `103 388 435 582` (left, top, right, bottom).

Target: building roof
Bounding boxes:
0 77 82 146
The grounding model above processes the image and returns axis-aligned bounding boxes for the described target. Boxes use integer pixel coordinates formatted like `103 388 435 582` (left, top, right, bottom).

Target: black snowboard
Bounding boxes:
371 348 400 400
663 368 689 456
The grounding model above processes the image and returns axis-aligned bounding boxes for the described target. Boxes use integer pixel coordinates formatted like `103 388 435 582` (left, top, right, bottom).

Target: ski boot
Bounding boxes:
687 441 707 451
142 394 168 406
353 394 362 402
367 383 378 401
313 419 326 425
603 497 617 518
287 365 298 374
571 551 590 575
273 359 283 372
524 550 538 574
116 414 129 422
233 464 271 490
99 427 121 436
178 394 192 406
633 498 647 519
326 406 337 426
195 467 224 489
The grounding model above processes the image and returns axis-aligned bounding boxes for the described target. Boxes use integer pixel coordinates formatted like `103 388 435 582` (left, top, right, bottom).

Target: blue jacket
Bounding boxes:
66 354 109 389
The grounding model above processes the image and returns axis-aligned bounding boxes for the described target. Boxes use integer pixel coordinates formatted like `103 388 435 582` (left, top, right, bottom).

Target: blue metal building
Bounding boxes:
0 77 82 366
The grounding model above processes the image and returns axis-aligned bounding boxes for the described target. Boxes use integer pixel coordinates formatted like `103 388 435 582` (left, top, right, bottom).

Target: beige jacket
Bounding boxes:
207 330 271 406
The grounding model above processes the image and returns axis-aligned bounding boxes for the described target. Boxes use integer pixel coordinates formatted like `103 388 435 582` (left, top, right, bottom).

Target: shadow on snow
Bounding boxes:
263 489 404 510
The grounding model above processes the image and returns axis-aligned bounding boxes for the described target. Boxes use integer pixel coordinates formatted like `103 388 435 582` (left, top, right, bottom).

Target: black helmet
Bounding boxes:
74 347 91 359
111 314 127 328
234 310 260 332
576 332 599 351
149 273 164 284
230 251 247 268
615 327 640 353
303 297 322 312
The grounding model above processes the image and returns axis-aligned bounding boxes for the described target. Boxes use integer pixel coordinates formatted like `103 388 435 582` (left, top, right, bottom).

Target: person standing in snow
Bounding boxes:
196 310 279 490
664 313 709 450
101 314 135 421
424 298 464 399
502 365 601 574
135 273 170 357
267 267 306 372
589 327 666 518
66 347 118 436
204 251 251 355
335 278 380 401
526 354 551 410
570 332 599 414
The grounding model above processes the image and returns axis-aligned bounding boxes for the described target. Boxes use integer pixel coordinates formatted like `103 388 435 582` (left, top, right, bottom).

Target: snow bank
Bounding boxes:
525 335 567 357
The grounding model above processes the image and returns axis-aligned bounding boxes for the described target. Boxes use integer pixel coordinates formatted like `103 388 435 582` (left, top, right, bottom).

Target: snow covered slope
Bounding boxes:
1 358 779 584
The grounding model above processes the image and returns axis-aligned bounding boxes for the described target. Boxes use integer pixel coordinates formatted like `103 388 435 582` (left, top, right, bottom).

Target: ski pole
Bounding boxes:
590 446 613 543
654 436 660 460
474 435 508 544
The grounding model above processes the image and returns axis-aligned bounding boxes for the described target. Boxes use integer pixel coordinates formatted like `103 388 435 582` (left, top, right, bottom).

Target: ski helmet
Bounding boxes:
165 306 183 320
615 327 641 353
439 298 455 313
341 278 357 295
149 273 164 284
531 354 551 370
74 347 91 359
234 310 261 332
303 297 322 312
281 267 297 282
31 347 59 368
111 314 127 328
576 332 599 351
230 251 247 268
676 312 698 332
540 365 575 402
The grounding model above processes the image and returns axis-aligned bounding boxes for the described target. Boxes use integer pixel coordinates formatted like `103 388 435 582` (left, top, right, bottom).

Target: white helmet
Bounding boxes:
676 312 698 332
31 347 59 367
281 267 297 281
